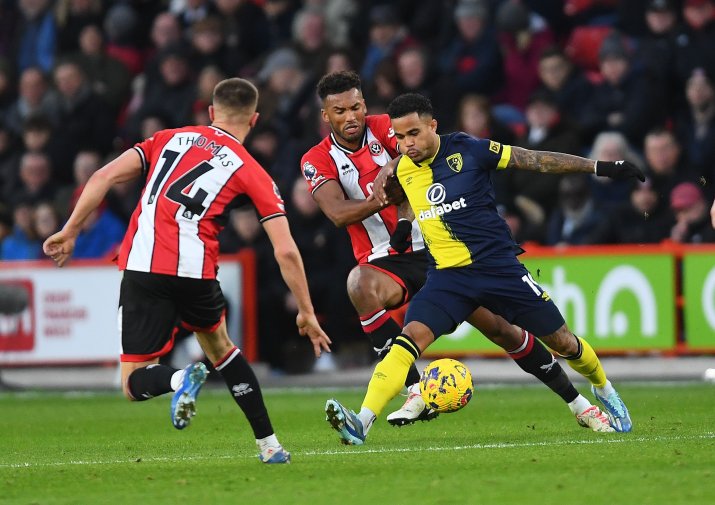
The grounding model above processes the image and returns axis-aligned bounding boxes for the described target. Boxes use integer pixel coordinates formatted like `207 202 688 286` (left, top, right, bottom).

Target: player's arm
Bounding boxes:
43 149 143 267
261 216 332 357
506 146 645 181
312 180 385 227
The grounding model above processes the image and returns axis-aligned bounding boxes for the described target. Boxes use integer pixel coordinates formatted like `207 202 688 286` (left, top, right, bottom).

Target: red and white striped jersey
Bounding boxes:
301 114 424 264
118 125 285 279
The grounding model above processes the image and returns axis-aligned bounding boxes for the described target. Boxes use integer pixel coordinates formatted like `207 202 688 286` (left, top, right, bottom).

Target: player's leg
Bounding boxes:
118 272 202 413
540 324 632 432
193 320 290 463
347 264 421 387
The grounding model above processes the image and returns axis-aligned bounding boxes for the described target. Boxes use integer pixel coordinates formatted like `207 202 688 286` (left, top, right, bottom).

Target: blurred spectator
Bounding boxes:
55 0 104 54
497 200 544 244
14 0 56 73
135 47 196 132
33 201 61 243
0 200 42 260
318 0 359 49
103 3 143 76
591 178 673 244
364 59 400 113
581 32 661 145
291 6 332 77
676 68 715 187
0 122 21 202
455 94 515 144
4 67 59 136
546 174 603 245
669 181 715 242
244 121 302 193
214 0 271 74
52 59 115 183
55 149 102 220
171 0 214 28
21 115 61 163
637 0 681 114
13 151 56 207
674 0 715 89
0 60 15 111
588 131 643 208
643 128 696 205
72 205 126 259
495 92 579 230
360 4 416 83
494 0 554 111
188 16 231 75
536 46 594 125
142 12 184 87
72 24 132 114
440 0 503 96
193 65 226 125
395 47 448 121
323 48 356 75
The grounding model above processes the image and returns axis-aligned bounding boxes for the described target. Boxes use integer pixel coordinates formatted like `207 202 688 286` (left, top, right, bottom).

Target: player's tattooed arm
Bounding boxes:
507 146 595 174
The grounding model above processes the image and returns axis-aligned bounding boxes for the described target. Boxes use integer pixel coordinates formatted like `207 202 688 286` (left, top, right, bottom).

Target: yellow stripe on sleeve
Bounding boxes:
497 144 512 170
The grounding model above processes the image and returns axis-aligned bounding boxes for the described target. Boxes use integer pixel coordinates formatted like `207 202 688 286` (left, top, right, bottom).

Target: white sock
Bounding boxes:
407 383 421 395
256 434 281 451
170 369 185 391
595 380 615 397
357 407 376 435
568 394 593 415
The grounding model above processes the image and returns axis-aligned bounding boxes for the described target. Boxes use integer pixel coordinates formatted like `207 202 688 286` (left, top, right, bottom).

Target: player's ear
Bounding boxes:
430 118 438 132
320 108 329 124
249 112 259 128
208 105 215 122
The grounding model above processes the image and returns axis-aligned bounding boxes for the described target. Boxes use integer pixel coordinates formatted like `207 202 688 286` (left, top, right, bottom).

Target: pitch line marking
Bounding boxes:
3 432 714 469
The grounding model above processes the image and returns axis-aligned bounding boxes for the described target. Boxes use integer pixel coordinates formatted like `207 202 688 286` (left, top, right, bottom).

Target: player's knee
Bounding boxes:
539 324 577 355
346 268 380 308
402 322 433 354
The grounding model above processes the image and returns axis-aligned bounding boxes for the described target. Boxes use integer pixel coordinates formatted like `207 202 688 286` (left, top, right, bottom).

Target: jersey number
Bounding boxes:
148 149 215 219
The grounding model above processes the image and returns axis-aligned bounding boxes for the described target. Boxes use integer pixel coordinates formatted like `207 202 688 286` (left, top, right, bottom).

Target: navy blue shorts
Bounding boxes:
405 262 565 338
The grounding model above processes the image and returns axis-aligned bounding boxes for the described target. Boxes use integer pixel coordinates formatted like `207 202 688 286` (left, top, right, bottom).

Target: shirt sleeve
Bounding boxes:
472 136 512 171
236 161 286 222
133 136 155 177
300 149 336 194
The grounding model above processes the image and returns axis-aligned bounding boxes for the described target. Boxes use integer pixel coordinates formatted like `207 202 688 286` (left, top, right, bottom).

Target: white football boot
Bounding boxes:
386 385 438 426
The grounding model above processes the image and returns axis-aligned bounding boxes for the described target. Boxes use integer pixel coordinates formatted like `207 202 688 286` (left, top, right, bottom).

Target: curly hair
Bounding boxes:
316 71 362 100
386 93 434 119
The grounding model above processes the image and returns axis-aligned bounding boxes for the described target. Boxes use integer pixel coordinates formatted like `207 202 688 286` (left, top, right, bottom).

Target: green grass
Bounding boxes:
2 383 714 505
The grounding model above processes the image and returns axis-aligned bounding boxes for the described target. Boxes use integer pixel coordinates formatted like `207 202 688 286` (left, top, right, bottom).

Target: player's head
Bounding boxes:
210 78 259 128
317 71 367 148
387 93 438 163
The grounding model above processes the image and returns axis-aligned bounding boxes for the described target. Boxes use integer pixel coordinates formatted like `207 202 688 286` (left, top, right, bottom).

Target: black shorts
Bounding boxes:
367 249 428 307
118 270 226 362
405 261 565 338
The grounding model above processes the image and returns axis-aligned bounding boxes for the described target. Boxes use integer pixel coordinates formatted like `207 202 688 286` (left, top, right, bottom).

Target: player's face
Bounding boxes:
392 112 438 163
322 88 367 149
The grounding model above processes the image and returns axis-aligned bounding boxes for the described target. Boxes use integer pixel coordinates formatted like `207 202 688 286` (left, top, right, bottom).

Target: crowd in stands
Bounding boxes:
1 0 715 369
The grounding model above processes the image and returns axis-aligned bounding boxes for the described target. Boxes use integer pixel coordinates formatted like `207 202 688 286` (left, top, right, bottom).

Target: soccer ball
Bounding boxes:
419 358 474 413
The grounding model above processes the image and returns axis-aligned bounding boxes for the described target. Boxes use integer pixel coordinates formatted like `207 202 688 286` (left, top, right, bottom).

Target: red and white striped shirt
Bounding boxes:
300 114 424 264
118 125 285 279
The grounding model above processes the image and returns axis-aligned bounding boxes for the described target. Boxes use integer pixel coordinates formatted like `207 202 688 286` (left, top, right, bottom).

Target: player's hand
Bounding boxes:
374 157 405 206
390 218 413 253
296 311 332 357
595 160 645 182
43 230 77 267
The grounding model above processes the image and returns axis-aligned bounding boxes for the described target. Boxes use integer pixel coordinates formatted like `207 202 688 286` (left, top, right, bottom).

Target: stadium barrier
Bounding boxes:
424 243 715 357
0 244 713 366
0 251 257 366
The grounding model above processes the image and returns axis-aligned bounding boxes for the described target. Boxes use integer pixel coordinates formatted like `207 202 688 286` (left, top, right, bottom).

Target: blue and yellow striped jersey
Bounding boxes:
395 132 521 270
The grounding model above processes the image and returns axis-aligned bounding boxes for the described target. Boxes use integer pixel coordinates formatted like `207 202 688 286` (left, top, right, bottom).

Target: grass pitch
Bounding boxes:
2 383 714 505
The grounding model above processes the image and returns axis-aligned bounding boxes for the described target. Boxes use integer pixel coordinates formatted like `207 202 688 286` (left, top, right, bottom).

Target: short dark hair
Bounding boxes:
387 93 434 119
213 78 258 113
317 70 361 100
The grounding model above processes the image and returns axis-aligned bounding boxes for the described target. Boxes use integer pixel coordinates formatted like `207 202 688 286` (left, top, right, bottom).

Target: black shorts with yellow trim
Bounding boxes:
118 270 226 362
404 261 565 338
366 249 428 307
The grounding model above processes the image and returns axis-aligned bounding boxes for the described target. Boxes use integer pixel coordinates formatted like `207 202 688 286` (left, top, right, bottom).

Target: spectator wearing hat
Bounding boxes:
669 181 715 242
494 91 581 231
636 0 682 115
360 5 417 83
494 0 554 111
440 0 503 96
675 68 715 190
674 0 715 88
535 46 593 125
581 32 661 145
